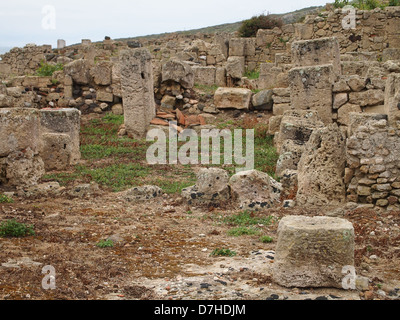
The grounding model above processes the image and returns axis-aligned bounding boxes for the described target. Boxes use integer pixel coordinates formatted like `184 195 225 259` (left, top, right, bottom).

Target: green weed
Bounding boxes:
0 219 35 238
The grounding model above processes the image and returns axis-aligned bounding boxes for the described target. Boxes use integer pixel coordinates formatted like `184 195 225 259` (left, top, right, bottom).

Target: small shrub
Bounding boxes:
96 239 114 248
35 61 64 77
353 0 386 9
0 219 35 238
244 69 260 80
333 0 350 8
260 235 274 243
239 14 283 38
389 0 400 6
210 248 237 257
0 194 13 203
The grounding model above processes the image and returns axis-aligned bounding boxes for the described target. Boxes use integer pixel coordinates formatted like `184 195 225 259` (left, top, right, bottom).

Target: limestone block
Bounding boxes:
229 38 246 56
256 29 275 47
192 66 216 86
229 170 282 211
40 133 73 171
349 89 385 107
347 75 367 92
0 108 41 157
215 67 226 87
341 61 370 77
291 37 341 75
162 59 194 89
120 48 156 139
276 110 324 152
182 168 230 205
338 103 362 126
40 108 81 164
296 123 347 207
273 104 292 116
333 93 349 109
276 140 305 177
252 89 273 111
289 64 336 125
268 115 283 135
347 112 388 137
90 61 112 86
214 87 252 110
4 148 45 187
226 56 245 79
294 23 314 40
96 90 114 102
64 59 90 85
258 63 286 89
273 216 355 288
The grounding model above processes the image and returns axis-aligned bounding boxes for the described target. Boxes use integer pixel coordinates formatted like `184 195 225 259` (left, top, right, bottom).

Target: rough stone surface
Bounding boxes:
64 59 90 85
122 185 163 202
192 66 216 86
289 64 336 125
162 59 194 89
40 133 73 171
120 48 156 139
273 216 355 288
226 56 245 79
214 87 252 110
276 140 305 177
346 116 400 208
0 108 41 157
229 170 282 211
384 73 400 127
40 108 81 165
252 89 273 111
182 168 230 206
274 110 324 153
291 37 341 75
4 148 45 187
337 103 362 126
90 61 112 86
296 123 347 207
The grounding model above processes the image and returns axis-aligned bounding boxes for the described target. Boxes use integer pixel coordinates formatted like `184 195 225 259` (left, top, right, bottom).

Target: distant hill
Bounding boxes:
0 47 12 55
115 5 323 42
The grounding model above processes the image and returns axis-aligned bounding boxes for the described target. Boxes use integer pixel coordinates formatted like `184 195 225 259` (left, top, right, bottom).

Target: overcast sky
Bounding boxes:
0 0 329 49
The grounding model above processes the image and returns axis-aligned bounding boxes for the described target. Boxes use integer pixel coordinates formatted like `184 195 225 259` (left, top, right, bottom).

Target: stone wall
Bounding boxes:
0 44 52 78
346 114 400 210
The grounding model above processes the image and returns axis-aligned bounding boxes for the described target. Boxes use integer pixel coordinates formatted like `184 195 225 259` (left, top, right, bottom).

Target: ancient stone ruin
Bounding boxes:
1 5 400 298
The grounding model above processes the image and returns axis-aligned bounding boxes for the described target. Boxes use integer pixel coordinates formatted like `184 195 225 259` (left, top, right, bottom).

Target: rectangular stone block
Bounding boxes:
294 23 314 40
41 133 72 171
229 38 246 56
258 63 283 89
382 48 400 62
289 64 336 125
96 90 114 102
215 67 226 87
291 37 341 75
40 108 81 164
120 48 156 139
192 66 216 86
0 108 41 157
273 216 355 288
214 87 252 110
226 56 245 79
